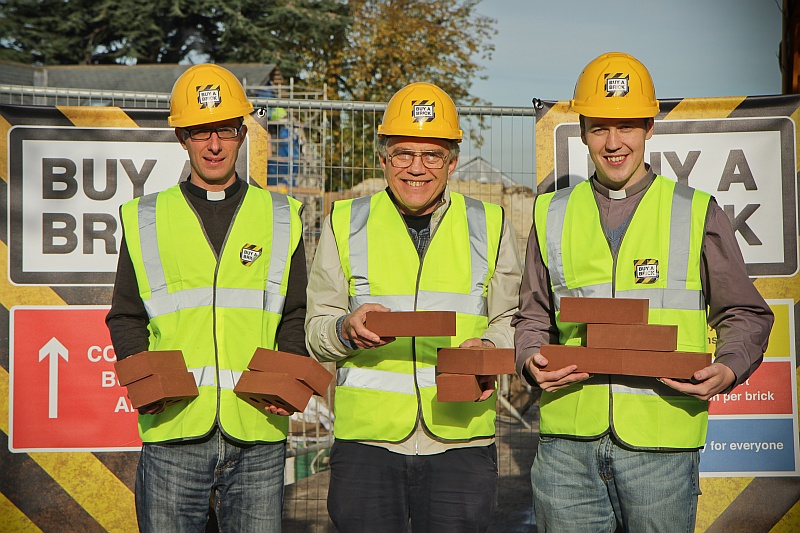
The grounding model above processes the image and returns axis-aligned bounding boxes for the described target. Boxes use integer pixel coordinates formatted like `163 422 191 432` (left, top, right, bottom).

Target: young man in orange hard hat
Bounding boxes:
106 63 308 532
513 52 773 532
305 82 522 532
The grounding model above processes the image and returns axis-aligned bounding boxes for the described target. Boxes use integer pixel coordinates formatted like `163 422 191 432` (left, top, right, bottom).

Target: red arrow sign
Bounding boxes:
10 306 142 451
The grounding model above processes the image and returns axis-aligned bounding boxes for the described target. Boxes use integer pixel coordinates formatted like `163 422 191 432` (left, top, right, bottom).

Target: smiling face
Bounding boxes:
176 117 246 191
380 137 457 216
581 116 654 190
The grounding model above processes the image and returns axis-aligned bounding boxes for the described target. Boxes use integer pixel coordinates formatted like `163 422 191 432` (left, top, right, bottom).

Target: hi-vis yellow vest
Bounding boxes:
535 176 711 450
120 184 302 443
331 191 503 442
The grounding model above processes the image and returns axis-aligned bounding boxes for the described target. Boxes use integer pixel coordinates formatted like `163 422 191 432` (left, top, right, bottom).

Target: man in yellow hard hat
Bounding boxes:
106 63 308 532
305 82 522 531
513 52 773 532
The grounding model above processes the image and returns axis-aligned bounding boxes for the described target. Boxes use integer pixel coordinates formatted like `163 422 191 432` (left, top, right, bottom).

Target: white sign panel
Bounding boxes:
8 126 248 285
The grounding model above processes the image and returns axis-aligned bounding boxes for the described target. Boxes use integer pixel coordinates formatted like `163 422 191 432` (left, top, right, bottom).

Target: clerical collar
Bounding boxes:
184 177 242 201
591 168 655 200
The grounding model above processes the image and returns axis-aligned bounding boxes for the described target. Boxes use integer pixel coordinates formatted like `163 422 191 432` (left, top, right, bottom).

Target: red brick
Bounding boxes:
437 347 516 375
234 371 314 414
125 371 199 409
436 373 482 402
365 311 457 337
539 344 711 379
586 324 678 352
114 350 187 386
559 297 649 325
247 348 333 396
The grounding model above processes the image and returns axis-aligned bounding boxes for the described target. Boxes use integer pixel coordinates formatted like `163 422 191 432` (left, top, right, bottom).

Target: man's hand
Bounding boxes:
660 362 736 401
459 338 497 401
341 303 395 349
524 353 590 392
137 400 166 415
264 404 292 416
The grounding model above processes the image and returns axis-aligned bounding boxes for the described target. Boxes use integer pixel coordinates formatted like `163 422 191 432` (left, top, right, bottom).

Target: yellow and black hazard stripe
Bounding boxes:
534 96 800 532
0 105 153 532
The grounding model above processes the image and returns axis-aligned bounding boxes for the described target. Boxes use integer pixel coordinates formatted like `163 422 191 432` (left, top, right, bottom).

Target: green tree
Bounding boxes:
308 0 496 191
0 0 350 77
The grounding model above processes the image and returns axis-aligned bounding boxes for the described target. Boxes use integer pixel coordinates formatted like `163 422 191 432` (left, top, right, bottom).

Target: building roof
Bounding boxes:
451 156 518 188
0 61 276 93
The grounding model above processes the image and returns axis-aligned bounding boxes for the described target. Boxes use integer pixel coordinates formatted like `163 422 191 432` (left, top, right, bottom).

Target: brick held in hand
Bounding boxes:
234 371 314 414
558 297 649 325
114 350 188 386
436 373 482 402
247 348 333 396
539 344 711 380
586 323 678 352
125 371 199 409
364 311 457 337
437 347 516 375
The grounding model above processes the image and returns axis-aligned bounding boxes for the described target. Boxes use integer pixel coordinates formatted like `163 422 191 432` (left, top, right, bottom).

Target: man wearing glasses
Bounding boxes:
305 82 522 532
106 64 307 531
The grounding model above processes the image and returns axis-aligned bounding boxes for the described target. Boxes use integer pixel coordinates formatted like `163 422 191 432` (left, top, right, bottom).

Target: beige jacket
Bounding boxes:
306 186 522 454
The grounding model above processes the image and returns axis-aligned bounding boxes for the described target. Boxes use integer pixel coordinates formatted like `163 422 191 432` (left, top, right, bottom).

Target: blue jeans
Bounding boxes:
531 434 701 533
327 440 498 533
135 427 285 532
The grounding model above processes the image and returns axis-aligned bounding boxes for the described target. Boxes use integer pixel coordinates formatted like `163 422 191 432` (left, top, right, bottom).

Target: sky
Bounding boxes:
470 0 784 107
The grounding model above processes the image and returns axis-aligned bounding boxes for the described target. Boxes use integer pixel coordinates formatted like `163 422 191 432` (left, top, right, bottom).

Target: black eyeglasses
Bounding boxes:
388 151 448 169
183 126 241 141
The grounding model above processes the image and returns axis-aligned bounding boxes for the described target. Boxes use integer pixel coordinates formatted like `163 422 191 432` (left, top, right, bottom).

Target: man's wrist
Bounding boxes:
336 315 357 350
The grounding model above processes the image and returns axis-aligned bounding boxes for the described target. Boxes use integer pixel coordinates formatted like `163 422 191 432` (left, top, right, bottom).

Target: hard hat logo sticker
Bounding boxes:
411 100 435 123
197 85 222 109
240 244 262 266
604 74 630 97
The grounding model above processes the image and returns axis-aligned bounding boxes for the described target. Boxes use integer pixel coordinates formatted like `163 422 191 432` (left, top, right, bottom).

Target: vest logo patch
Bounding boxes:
604 74 629 97
240 244 262 266
196 85 222 109
411 100 435 123
634 259 658 283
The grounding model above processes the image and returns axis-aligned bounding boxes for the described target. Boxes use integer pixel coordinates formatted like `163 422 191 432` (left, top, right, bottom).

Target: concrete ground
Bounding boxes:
282 392 541 532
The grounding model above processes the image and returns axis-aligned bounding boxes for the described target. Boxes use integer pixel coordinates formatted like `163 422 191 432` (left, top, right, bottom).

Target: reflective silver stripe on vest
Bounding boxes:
266 193 291 314
216 288 286 314
138 189 291 318
545 189 572 304
350 294 416 311
138 194 167 295
146 287 213 318
614 288 704 310
188 366 243 390
351 291 487 315
338 367 414 394
553 283 611 311
464 196 490 297
611 376 688 397
349 196 372 298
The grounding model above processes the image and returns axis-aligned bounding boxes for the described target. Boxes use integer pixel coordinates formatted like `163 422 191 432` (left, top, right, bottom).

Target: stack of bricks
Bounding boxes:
114 350 199 409
541 297 711 379
235 349 334 414
436 347 517 402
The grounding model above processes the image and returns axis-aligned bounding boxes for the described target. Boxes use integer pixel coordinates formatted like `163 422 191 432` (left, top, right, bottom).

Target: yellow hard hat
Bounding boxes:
570 52 659 119
168 64 254 127
377 82 463 142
